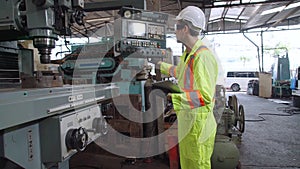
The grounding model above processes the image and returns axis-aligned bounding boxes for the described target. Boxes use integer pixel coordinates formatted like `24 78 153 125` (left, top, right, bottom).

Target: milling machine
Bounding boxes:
0 1 119 169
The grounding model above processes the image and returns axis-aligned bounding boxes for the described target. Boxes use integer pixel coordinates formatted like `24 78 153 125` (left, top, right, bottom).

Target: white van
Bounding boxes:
225 71 259 92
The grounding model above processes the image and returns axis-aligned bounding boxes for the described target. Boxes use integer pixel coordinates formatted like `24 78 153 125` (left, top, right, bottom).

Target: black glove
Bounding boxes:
164 93 174 116
164 100 174 116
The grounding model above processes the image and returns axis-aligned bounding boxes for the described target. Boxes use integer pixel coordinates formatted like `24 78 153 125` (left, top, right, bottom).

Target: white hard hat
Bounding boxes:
175 6 206 30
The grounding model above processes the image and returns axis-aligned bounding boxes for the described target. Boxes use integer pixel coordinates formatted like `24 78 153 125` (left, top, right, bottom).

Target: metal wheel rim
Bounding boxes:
229 95 239 126
238 105 245 133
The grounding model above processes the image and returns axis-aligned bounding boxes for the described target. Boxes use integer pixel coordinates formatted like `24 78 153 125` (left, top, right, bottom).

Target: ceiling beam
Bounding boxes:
236 7 246 21
270 1 300 27
262 0 294 25
177 0 182 10
84 0 145 12
161 1 179 8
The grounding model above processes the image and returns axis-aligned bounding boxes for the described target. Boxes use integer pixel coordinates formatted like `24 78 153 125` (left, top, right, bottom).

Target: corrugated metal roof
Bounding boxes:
71 0 300 37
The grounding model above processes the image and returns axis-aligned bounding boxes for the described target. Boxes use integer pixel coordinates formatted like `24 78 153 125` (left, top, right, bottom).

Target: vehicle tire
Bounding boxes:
231 83 240 92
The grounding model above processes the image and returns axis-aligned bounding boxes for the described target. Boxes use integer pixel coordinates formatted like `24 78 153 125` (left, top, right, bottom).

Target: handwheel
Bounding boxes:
238 105 245 133
65 127 88 152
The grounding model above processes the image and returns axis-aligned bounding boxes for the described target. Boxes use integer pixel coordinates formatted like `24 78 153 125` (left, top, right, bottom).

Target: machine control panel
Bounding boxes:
114 7 168 58
116 39 166 58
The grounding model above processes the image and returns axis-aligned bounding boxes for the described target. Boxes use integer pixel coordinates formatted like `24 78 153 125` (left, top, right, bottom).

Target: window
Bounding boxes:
227 72 235 77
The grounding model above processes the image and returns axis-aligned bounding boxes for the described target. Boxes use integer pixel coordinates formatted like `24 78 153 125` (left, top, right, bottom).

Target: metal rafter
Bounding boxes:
161 1 179 8
177 0 182 10
206 0 294 8
236 6 246 21
84 0 145 12
221 1 230 19
262 1 294 26
270 1 300 27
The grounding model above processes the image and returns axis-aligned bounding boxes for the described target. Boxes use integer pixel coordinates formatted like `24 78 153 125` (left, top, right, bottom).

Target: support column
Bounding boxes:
261 31 264 72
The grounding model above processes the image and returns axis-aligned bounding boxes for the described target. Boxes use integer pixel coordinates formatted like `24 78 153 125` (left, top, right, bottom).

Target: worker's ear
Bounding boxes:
183 25 189 34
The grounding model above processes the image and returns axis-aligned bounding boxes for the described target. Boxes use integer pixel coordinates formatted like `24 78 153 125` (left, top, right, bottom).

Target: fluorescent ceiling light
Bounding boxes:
224 18 247 23
86 17 111 22
261 2 300 15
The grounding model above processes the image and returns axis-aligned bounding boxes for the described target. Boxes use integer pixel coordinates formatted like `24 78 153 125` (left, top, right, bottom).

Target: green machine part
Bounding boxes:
274 55 290 81
272 54 291 97
211 135 240 169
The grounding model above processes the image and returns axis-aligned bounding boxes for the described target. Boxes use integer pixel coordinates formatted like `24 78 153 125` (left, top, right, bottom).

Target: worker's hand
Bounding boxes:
167 93 172 101
163 93 174 116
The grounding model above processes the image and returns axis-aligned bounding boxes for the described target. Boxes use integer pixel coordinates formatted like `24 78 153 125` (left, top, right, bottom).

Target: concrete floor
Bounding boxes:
231 92 300 169
70 92 300 169
70 153 169 169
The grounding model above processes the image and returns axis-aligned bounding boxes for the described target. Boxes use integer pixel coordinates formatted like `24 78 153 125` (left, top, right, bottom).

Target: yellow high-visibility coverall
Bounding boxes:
160 39 218 169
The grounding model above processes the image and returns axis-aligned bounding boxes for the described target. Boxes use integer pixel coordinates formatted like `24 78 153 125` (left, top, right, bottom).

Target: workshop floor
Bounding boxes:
70 92 300 169
232 92 300 169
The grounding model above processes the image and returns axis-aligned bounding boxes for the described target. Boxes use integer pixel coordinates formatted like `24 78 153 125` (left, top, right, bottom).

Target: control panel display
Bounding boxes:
128 22 146 38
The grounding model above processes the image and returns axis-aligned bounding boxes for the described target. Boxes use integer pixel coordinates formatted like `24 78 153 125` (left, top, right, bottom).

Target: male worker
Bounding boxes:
156 6 218 169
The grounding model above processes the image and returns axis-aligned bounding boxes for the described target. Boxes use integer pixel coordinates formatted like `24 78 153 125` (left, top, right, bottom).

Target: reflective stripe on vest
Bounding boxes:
169 65 176 77
185 90 205 109
183 45 208 108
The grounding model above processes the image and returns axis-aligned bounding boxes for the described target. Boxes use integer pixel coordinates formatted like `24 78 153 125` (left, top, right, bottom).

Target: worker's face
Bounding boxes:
175 21 187 43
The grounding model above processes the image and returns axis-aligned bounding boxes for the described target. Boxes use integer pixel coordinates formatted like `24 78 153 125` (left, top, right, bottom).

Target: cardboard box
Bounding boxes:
259 72 272 98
